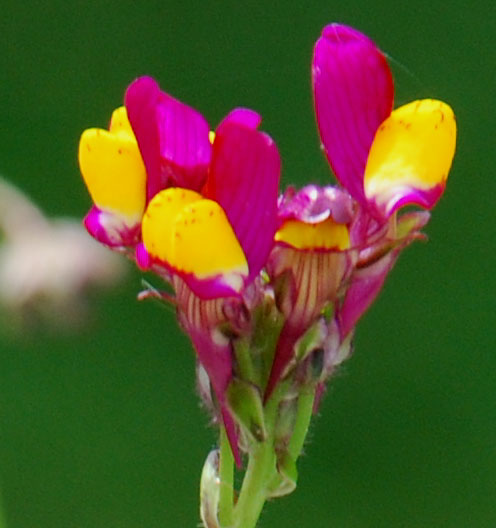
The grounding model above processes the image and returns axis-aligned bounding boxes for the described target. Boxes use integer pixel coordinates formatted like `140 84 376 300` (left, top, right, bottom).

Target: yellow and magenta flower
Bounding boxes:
313 24 456 220
264 24 457 395
79 77 281 301
78 77 281 464
135 87 281 300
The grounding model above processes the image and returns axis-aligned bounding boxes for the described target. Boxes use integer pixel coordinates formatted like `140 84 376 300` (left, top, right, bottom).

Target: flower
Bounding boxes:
313 24 456 220
79 77 281 463
264 23 457 396
79 75 222 249
133 79 281 464
134 85 281 298
313 23 456 334
265 185 356 396
79 76 281 300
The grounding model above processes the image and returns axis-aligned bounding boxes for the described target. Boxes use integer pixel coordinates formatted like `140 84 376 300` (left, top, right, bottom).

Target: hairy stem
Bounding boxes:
218 426 234 527
232 388 283 528
288 388 316 461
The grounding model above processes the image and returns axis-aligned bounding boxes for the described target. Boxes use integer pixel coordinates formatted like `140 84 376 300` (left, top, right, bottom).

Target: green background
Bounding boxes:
0 1 494 526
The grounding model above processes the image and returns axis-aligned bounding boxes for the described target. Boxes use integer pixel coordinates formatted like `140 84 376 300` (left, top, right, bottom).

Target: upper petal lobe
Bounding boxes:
204 121 281 281
312 24 394 205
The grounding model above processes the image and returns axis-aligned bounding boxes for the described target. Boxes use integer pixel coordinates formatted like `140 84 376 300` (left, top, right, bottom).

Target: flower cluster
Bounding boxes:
78 23 456 528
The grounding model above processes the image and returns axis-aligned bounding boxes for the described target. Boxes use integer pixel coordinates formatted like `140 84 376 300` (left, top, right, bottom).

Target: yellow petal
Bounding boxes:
172 199 248 282
364 99 456 213
78 107 146 225
109 106 136 140
142 188 203 264
275 218 350 251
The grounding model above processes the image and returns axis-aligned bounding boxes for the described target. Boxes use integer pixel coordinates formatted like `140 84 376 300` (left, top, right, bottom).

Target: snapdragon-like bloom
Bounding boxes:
79 77 281 463
265 24 456 395
133 79 281 463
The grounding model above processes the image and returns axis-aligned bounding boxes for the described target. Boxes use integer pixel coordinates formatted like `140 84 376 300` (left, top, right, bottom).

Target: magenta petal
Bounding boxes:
278 184 355 225
312 24 394 205
380 183 446 218
84 206 140 248
204 121 281 280
155 89 212 192
125 76 212 197
221 407 242 468
125 77 163 201
338 251 396 337
174 280 241 465
218 108 262 130
190 328 241 465
265 323 301 400
135 242 152 270
181 271 245 301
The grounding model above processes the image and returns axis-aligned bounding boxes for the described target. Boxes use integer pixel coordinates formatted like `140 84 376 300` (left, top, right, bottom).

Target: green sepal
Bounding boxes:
226 378 267 443
233 337 257 385
274 396 298 448
321 301 335 322
333 330 354 367
266 451 298 498
294 318 327 362
395 210 429 240
245 295 285 390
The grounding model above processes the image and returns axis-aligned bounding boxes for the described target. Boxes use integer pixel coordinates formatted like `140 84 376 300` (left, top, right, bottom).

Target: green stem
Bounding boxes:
232 440 275 528
232 388 283 528
218 426 234 527
288 388 316 461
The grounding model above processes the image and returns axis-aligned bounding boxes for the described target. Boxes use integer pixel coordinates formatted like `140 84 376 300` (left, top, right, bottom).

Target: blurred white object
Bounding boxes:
0 177 126 330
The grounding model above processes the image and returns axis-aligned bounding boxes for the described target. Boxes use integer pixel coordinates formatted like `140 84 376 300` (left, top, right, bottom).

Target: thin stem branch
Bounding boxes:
232 386 284 528
288 388 316 461
218 425 234 527
232 440 274 528
234 338 258 386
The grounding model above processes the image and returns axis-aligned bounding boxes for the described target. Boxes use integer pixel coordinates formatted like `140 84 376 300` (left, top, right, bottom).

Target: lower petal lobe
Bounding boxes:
275 218 350 251
364 99 456 217
79 107 146 226
142 188 248 297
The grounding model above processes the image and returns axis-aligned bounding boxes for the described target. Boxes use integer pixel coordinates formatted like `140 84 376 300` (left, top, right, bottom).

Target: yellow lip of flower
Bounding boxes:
78 106 147 226
275 218 350 251
364 99 457 215
142 188 249 285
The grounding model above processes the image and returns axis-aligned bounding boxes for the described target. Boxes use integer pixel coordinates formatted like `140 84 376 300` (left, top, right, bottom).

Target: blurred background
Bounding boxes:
0 1 494 526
